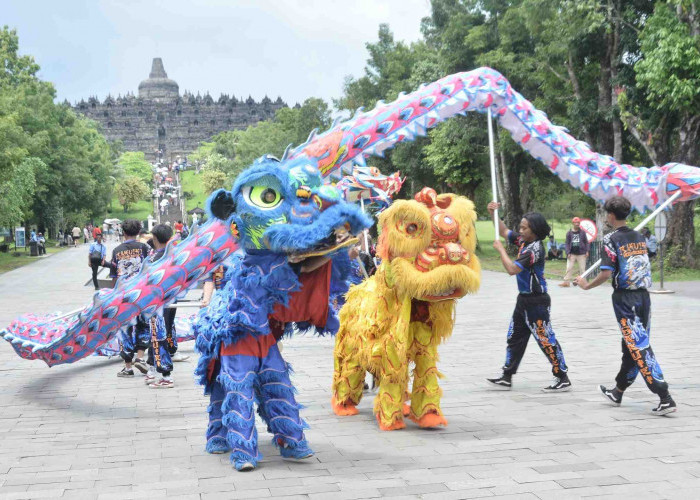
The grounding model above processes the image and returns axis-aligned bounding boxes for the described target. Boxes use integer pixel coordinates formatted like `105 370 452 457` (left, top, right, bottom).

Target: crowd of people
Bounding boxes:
152 157 187 219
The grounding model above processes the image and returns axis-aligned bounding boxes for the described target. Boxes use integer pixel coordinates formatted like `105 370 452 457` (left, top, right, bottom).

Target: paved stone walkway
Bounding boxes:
1 245 699 499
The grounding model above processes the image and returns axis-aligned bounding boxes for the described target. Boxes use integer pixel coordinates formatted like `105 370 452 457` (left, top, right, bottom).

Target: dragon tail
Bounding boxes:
1 219 238 366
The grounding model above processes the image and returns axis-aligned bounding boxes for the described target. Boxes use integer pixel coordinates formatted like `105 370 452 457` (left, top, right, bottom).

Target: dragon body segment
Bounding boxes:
1 219 238 366
332 188 481 431
288 68 700 213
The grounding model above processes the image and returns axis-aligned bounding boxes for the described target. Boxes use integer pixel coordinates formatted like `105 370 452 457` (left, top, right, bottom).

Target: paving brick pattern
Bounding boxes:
1 246 699 499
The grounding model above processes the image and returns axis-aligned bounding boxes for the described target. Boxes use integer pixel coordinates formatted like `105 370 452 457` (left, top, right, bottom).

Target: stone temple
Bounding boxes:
72 58 286 161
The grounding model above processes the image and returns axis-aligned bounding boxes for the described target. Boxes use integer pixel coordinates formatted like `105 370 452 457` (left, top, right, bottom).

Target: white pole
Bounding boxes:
578 191 682 280
165 303 203 309
487 108 499 240
50 307 84 322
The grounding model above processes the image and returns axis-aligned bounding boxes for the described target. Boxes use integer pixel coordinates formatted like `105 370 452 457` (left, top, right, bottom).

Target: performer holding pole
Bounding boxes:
574 196 677 415
486 202 571 392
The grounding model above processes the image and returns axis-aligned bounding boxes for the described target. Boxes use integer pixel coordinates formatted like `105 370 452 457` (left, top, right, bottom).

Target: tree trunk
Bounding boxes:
566 52 595 147
595 203 607 241
519 164 532 214
666 200 696 267
610 0 623 162
597 28 614 156
496 150 524 230
666 115 700 267
506 161 523 228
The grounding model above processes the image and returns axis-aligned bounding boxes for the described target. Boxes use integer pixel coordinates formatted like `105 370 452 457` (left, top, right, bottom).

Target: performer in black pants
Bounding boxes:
486 202 571 393
575 195 676 415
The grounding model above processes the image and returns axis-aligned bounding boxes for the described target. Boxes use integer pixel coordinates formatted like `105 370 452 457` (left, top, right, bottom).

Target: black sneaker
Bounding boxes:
599 385 622 405
486 375 512 390
133 358 149 374
652 398 677 416
542 375 572 393
117 367 134 378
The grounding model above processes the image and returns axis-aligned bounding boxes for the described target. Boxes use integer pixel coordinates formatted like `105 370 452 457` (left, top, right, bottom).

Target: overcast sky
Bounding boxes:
5 0 432 107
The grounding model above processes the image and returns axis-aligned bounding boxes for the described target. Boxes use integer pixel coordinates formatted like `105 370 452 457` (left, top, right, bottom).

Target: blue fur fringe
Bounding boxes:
264 204 372 254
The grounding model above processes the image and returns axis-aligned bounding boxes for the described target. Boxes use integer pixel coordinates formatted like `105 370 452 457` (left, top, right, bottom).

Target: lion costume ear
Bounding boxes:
208 189 236 221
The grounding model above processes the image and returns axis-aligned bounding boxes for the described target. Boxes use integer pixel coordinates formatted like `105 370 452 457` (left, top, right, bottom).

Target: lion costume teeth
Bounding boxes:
331 188 481 430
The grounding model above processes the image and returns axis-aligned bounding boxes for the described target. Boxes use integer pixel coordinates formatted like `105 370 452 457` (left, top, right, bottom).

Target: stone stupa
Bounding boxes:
137 57 179 103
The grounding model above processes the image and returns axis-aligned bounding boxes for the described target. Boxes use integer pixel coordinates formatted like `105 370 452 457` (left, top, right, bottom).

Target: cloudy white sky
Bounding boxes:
5 0 432 107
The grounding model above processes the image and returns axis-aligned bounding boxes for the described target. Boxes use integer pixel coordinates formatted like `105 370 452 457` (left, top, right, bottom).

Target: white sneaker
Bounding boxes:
150 378 174 389
172 352 190 362
145 371 157 385
542 375 572 393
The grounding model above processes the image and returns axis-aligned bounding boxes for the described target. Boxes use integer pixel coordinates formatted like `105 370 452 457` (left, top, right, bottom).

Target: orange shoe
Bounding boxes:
376 413 406 431
331 396 358 416
410 412 448 428
402 403 411 417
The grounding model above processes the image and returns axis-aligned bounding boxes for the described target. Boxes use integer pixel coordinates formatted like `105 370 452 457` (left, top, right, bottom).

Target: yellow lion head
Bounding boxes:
376 187 481 301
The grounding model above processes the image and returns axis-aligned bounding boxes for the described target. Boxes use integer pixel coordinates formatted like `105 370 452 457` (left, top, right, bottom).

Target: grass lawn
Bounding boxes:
0 240 66 274
474 219 700 282
180 171 208 223
106 196 154 223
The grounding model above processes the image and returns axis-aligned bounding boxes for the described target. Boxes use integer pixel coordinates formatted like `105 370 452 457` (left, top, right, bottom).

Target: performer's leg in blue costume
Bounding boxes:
218 353 262 470
256 344 313 459
205 361 230 454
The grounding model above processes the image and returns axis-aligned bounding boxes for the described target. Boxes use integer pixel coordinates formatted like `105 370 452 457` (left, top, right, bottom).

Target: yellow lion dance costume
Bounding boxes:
332 187 481 431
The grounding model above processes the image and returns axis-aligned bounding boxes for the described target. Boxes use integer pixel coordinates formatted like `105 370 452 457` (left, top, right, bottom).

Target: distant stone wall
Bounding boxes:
74 93 286 161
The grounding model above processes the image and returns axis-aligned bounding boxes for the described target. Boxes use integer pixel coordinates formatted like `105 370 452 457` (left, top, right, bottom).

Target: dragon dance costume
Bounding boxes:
3 67 698 466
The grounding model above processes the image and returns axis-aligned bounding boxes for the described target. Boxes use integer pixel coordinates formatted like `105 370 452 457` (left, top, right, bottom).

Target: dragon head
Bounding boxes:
377 187 481 302
207 155 372 257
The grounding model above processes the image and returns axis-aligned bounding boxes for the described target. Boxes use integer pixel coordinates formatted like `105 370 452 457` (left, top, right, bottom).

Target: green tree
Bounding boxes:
201 169 227 194
1 27 114 235
115 176 149 212
190 98 332 181
620 0 700 266
116 151 152 184
0 157 44 227
423 116 488 199
0 26 39 88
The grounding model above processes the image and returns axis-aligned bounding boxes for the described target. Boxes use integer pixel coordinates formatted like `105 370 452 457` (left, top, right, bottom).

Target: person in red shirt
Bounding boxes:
174 220 184 234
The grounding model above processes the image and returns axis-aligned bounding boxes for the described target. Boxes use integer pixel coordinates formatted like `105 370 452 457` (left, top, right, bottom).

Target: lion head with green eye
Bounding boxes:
206 155 372 255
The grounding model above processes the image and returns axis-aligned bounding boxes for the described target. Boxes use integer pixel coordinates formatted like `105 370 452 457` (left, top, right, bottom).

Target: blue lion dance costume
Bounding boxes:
192 156 371 470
